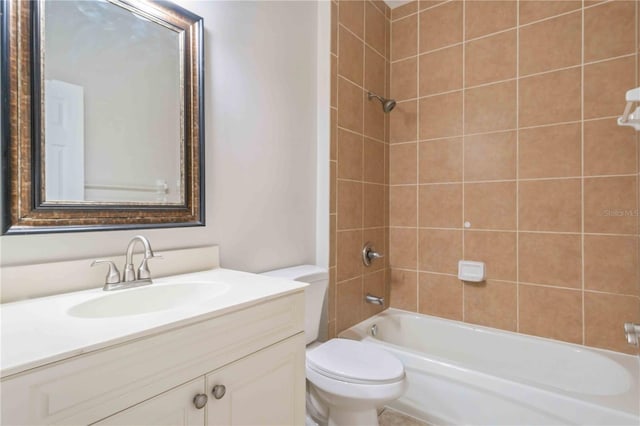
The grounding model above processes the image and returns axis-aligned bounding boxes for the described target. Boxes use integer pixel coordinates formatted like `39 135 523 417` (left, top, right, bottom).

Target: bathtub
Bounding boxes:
340 309 640 425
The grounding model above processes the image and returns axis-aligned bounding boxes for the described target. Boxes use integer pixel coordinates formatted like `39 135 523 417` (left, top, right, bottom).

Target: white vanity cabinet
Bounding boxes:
91 379 206 426
93 335 305 426
1 291 306 426
205 335 305 425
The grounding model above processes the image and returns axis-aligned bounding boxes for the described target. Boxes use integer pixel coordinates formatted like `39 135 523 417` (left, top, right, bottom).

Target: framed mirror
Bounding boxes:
1 0 204 234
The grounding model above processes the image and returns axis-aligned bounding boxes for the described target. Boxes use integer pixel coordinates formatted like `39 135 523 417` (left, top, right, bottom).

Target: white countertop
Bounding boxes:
0 268 306 378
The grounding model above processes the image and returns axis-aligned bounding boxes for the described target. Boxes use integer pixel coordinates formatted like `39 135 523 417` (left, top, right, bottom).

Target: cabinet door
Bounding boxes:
92 379 206 426
206 333 306 426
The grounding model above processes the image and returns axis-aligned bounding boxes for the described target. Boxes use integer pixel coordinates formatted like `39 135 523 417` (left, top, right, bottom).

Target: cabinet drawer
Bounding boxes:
1 292 304 426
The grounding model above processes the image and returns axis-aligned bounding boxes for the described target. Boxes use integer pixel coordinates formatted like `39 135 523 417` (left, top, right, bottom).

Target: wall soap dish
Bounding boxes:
617 87 640 131
458 260 485 282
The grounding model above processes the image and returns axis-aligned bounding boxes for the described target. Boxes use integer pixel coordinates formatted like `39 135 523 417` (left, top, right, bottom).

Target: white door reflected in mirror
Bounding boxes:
44 79 85 202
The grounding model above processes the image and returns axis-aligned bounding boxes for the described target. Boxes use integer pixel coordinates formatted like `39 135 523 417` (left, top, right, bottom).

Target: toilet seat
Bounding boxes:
306 364 407 403
306 338 404 385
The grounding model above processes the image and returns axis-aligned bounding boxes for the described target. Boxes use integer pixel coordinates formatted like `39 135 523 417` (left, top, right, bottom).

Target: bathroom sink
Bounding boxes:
67 282 230 318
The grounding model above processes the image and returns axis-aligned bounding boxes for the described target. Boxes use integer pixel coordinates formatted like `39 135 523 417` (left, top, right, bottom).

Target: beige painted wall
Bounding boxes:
1 1 323 300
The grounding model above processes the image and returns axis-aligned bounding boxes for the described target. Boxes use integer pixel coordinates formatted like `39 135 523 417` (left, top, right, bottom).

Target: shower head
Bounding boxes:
382 98 397 113
368 92 396 113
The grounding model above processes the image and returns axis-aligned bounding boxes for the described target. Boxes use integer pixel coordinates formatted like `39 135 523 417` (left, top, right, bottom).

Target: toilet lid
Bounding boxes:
306 339 404 384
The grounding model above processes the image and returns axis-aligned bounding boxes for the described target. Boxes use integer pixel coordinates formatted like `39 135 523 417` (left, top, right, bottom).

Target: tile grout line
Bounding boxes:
388 4 394 312
415 0 420 314
383 174 637 185
360 0 367 325
392 0 452 23
391 51 635 101
367 0 387 22
392 0 585 25
636 0 640 323
388 115 624 145
337 124 387 145
635 0 640 337
378 16 383 312
382 226 637 238
579 51 637 67
460 0 466 323
383 6 389 316
391 48 634 82
401 41 466 61
390 4 430 25
636 0 639 308
335 1 340 336
361 268 638 298
391 0 609 34
338 179 386 186
515 0 520 333
339 22 386 62
580 0 586 346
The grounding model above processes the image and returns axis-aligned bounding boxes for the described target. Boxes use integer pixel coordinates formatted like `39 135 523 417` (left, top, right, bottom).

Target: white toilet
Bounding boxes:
262 265 406 426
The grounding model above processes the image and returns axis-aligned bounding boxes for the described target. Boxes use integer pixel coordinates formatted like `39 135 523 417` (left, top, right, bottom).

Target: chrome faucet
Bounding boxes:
91 235 161 291
123 235 159 282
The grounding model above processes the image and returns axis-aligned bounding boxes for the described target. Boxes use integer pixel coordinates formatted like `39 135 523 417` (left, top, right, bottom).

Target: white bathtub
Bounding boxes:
340 309 640 425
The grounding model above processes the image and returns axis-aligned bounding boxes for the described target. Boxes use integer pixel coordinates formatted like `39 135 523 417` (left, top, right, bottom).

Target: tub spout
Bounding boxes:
365 293 385 306
624 322 640 346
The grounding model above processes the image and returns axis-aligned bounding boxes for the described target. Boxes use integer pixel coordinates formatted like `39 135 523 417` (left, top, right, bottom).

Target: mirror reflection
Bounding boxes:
43 0 183 204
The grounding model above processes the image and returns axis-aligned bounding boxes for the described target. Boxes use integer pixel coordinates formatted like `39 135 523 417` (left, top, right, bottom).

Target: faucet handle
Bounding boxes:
91 259 121 284
137 254 163 280
362 242 384 267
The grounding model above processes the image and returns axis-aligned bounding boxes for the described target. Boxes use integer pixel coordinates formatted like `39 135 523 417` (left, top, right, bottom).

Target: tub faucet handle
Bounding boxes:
362 242 384 266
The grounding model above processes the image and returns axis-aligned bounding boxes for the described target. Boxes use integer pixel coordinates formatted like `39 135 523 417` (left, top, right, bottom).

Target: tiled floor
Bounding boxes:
379 408 430 426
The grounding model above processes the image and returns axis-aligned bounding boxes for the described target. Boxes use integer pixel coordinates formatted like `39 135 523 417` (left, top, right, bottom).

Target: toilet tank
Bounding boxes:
261 265 328 344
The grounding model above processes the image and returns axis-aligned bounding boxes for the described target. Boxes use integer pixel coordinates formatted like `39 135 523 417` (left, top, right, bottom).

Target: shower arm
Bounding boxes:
368 92 383 102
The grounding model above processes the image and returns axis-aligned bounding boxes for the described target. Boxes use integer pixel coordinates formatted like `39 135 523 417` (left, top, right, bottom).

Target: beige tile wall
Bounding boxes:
387 0 640 354
329 0 391 338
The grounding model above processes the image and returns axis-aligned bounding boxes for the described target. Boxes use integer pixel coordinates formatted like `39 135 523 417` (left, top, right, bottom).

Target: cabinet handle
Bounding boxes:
193 393 208 409
212 384 226 399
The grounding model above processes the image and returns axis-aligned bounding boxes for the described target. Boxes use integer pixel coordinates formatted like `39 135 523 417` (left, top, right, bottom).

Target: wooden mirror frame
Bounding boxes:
1 0 204 235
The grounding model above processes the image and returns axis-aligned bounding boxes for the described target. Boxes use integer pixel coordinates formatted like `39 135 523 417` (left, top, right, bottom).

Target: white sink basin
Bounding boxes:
67 282 230 318
2 268 307 377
